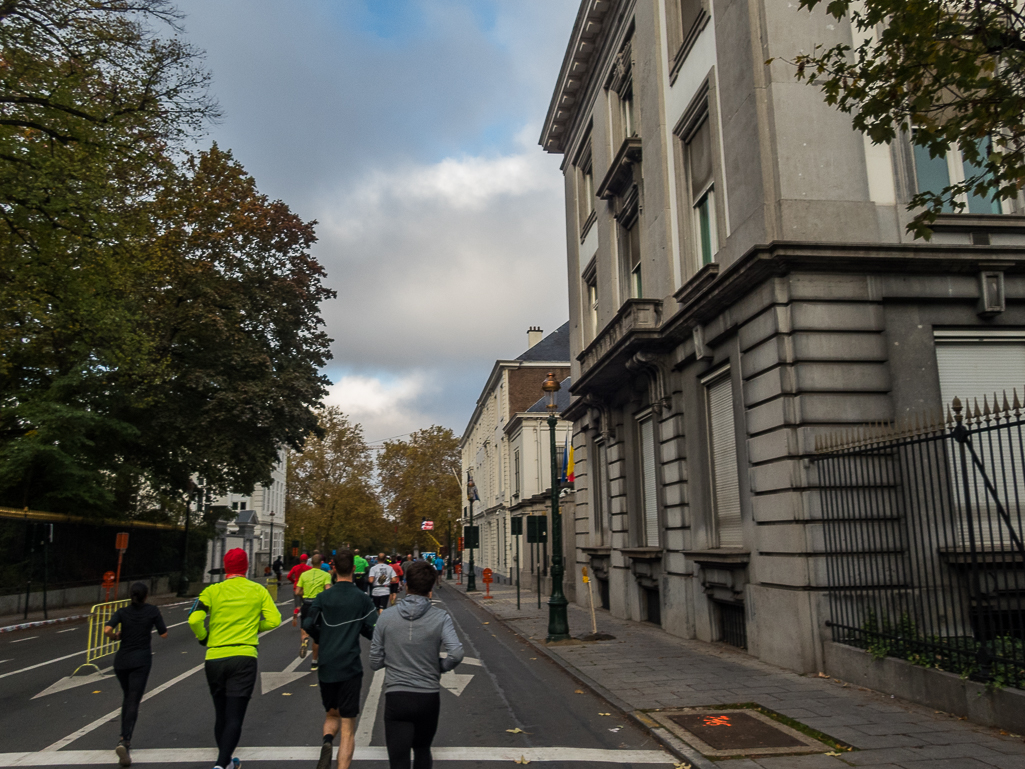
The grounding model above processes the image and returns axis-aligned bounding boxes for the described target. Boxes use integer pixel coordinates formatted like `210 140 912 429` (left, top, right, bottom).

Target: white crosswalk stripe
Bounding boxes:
0 746 675 765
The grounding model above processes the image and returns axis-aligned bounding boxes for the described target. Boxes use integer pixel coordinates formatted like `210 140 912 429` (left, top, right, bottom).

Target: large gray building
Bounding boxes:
541 0 1025 674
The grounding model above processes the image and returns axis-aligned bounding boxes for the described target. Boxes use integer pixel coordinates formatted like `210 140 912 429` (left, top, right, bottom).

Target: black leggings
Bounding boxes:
384 691 440 769
213 695 250 768
114 664 151 742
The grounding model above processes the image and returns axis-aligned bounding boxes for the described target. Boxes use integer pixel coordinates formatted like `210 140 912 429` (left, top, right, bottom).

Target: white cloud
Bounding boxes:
323 372 439 444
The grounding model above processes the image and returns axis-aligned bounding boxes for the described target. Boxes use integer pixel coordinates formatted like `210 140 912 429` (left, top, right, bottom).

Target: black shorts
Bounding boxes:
320 674 362 717
389 583 398 594
373 594 390 611
204 656 258 699
300 599 313 624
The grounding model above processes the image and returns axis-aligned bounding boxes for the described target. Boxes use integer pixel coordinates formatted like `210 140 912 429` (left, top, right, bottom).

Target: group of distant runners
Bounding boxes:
102 547 461 769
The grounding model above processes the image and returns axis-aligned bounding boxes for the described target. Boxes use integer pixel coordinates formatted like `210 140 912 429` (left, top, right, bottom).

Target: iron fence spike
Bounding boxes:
1003 389 1011 415
952 396 963 424
1015 388 1022 415
973 396 982 424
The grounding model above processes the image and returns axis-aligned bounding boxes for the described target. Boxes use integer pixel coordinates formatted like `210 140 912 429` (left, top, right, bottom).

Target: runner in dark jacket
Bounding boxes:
303 549 377 769
104 581 168 766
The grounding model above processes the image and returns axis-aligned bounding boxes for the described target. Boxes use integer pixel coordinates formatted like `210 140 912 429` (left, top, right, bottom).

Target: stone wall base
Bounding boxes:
824 641 1025 734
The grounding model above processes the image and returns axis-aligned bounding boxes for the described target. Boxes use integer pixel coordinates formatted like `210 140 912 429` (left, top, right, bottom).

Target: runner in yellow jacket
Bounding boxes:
189 548 281 769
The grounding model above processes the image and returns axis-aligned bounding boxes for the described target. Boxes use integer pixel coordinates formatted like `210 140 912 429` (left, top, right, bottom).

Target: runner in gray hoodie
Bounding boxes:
369 560 463 769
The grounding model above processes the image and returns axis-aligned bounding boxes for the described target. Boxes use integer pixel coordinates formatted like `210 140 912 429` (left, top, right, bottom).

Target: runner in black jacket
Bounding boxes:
303 549 377 769
103 582 168 767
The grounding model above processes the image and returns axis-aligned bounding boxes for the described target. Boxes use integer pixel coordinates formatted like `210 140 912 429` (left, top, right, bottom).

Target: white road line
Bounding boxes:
0 659 11 664
355 668 386 747
0 650 83 681
42 615 293 752
0 746 674 765
56 628 76 634
9 636 38 643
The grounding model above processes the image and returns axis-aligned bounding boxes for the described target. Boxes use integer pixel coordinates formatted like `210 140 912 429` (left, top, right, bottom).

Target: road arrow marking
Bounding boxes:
441 669 474 697
260 655 307 695
33 668 113 699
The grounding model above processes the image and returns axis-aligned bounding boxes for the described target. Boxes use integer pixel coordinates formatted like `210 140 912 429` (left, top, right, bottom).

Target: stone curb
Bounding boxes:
441 583 717 769
0 598 194 635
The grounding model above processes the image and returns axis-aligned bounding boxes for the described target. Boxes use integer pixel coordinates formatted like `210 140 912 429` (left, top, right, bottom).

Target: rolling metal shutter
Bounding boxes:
708 373 743 548
639 416 659 546
936 340 1025 546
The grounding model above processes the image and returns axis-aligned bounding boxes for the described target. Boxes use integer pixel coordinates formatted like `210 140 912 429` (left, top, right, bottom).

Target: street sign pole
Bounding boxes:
511 516 522 611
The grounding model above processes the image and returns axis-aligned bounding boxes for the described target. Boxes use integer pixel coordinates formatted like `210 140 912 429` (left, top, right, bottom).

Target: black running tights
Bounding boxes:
114 664 151 742
213 695 250 768
384 691 440 769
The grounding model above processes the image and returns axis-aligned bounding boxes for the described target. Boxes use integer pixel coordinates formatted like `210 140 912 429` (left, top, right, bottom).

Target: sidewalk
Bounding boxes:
444 580 1025 769
0 591 185 633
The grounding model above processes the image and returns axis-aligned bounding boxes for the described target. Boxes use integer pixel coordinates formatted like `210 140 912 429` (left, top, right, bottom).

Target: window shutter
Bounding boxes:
639 416 659 546
936 340 1025 545
708 374 743 547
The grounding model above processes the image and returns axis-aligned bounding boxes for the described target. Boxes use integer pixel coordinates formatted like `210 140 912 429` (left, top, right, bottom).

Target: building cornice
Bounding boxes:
540 0 621 156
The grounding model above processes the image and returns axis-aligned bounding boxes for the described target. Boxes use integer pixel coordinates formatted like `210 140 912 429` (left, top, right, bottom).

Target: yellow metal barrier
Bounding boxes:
265 577 278 601
72 599 130 676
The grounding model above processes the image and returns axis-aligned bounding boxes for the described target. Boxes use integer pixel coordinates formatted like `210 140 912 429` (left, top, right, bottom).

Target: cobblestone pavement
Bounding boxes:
449 579 1025 769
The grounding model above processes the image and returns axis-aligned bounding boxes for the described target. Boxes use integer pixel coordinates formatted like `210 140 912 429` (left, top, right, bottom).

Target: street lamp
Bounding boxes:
466 473 477 592
542 372 570 641
268 510 275 568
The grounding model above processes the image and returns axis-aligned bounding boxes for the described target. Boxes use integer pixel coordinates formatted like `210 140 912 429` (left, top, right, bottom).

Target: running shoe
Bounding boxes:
310 660 318 672
316 741 333 769
300 637 309 658
115 740 131 767
231 759 242 769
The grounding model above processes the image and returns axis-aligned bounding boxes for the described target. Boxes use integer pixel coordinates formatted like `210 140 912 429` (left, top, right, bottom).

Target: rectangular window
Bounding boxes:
622 219 642 298
588 277 599 334
688 115 718 264
638 415 659 547
621 82 636 139
706 370 742 548
514 450 521 498
576 136 595 233
913 136 1005 215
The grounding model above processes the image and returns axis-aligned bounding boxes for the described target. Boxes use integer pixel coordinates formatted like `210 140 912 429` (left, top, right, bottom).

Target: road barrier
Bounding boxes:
265 577 278 601
72 598 130 675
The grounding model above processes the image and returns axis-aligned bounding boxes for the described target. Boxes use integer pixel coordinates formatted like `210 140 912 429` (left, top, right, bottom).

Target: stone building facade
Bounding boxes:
460 326 573 587
541 0 1025 673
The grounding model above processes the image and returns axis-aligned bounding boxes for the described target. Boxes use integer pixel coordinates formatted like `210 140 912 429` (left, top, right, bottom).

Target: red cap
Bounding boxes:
224 548 248 576
300 553 308 562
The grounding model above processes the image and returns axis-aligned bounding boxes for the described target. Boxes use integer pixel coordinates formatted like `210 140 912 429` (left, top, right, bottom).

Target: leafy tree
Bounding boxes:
285 407 388 554
378 426 460 554
0 0 216 512
791 0 1025 237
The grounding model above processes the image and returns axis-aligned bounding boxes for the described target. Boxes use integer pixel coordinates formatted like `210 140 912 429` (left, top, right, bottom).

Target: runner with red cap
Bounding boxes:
287 553 312 627
189 548 282 769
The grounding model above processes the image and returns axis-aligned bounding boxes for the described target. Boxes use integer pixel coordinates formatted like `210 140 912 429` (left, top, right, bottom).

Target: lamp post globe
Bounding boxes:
542 372 570 641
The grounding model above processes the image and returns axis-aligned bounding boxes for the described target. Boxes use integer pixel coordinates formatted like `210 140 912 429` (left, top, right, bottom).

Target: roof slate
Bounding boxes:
516 321 570 361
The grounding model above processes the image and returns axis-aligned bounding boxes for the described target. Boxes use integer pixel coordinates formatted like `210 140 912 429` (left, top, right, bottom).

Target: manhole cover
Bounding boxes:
669 712 805 751
647 706 839 758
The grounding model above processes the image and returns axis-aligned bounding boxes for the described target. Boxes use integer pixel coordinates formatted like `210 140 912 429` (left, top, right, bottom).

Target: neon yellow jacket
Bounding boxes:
188 577 282 660
297 567 332 600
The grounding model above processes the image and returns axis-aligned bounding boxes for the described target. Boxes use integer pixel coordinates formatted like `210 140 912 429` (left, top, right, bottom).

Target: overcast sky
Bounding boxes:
173 0 579 444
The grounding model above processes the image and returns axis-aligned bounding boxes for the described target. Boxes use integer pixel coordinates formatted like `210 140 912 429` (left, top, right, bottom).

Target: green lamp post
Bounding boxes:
466 473 477 592
543 372 570 641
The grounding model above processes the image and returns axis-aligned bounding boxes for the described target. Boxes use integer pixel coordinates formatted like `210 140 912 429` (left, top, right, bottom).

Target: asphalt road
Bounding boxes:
0 581 676 767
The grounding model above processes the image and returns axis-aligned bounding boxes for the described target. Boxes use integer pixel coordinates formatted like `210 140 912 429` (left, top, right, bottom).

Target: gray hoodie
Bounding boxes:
369 594 464 694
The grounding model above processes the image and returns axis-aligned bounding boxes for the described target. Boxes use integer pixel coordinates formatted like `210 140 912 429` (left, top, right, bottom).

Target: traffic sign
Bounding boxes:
482 568 493 584
115 532 129 551
511 516 523 535
421 520 434 530
102 571 116 586
526 515 547 544
463 525 479 549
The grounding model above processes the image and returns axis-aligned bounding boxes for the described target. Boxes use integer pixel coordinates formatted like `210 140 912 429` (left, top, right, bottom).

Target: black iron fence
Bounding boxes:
815 395 1025 688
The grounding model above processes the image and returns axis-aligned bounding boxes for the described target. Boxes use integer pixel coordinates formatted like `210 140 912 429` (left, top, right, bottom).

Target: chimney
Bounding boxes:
527 326 543 349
